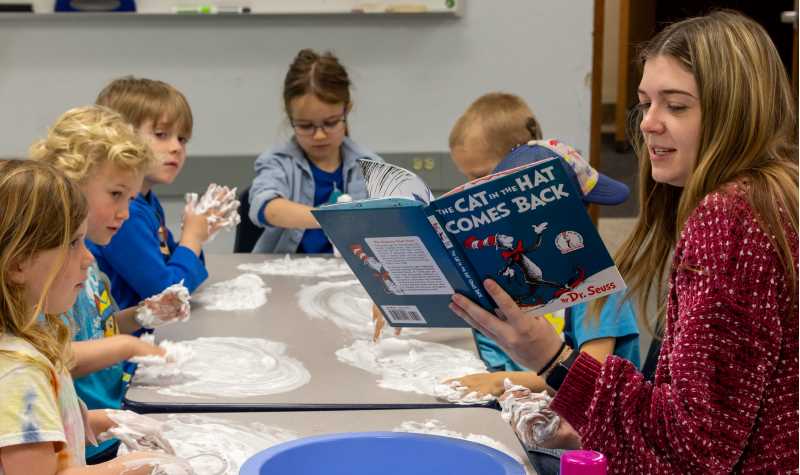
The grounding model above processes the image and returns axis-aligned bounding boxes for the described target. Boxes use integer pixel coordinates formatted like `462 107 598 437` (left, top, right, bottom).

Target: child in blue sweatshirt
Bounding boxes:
90 77 214 309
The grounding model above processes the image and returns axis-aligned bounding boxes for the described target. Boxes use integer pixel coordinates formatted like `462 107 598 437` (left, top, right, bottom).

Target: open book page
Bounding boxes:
359 159 435 203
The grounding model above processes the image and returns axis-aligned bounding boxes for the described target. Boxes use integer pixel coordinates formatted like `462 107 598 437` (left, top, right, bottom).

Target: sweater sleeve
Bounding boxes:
101 204 208 299
550 192 786 473
249 151 291 228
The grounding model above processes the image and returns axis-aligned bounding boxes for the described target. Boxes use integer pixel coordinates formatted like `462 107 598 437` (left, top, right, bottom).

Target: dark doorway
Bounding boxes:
655 1 796 77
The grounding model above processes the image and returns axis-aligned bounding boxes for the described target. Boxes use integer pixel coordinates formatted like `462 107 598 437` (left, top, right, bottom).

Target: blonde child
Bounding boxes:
30 105 190 464
92 77 214 309
445 94 639 398
448 92 543 181
249 48 383 253
0 160 189 474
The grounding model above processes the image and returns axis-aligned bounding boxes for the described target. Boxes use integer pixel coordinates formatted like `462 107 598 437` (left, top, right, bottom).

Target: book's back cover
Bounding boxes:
313 199 480 327
431 158 625 314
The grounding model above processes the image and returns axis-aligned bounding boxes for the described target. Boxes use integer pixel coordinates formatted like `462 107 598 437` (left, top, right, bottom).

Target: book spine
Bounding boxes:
424 206 495 310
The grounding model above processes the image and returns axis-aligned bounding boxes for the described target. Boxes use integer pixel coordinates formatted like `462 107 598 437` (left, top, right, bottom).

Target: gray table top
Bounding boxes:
124 254 489 411
148 407 533 474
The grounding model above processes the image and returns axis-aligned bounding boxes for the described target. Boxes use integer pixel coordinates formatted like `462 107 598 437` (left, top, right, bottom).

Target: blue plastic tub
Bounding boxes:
240 431 525 475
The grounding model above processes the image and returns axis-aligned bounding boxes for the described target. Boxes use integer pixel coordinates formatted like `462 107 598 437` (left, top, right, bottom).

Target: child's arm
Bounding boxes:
70 336 164 378
177 203 213 256
113 307 140 334
1 442 188 475
451 337 617 397
578 337 616 364
249 151 320 230
89 409 175 456
447 371 546 397
263 198 321 229
97 204 208 302
86 409 114 439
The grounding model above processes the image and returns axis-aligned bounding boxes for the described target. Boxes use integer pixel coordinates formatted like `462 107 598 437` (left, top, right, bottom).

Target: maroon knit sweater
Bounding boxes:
551 188 799 473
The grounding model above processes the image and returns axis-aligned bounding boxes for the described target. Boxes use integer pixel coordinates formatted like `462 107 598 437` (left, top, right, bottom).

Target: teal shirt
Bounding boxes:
474 292 640 371
66 262 123 459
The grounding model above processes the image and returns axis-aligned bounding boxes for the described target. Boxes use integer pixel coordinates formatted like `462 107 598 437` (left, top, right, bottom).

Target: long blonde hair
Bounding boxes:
29 105 155 181
593 11 798 333
0 160 88 371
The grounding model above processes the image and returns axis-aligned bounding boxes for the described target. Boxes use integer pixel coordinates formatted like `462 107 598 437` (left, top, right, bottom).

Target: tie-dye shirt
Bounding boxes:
0 335 85 473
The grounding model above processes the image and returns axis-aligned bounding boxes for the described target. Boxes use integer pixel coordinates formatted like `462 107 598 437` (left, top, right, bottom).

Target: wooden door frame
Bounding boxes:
589 0 605 224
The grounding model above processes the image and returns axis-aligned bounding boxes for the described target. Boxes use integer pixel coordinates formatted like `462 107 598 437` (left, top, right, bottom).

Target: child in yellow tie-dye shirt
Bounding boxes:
0 161 189 474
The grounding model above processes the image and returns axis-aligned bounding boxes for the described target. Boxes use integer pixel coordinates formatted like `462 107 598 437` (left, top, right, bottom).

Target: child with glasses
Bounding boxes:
248 48 383 254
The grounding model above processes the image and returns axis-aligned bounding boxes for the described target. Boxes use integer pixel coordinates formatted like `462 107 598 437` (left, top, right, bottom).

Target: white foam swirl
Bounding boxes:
194 273 270 311
132 337 310 398
336 338 488 402
238 255 351 278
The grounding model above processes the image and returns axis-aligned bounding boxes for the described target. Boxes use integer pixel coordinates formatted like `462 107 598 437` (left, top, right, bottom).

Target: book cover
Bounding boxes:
312 157 625 327
431 157 625 314
314 198 487 327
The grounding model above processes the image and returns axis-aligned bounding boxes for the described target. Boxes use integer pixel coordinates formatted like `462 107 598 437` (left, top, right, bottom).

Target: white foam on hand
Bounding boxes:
433 379 495 404
130 339 194 366
135 282 191 329
498 378 560 449
185 183 241 241
100 410 175 455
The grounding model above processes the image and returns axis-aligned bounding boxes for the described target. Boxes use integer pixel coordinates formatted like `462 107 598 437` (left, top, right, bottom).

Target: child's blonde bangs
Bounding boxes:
29 106 156 181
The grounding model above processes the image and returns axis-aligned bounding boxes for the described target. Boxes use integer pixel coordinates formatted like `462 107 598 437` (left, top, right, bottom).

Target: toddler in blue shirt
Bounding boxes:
444 94 640 397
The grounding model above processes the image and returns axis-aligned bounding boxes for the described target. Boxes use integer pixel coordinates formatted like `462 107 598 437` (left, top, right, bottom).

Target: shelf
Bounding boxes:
0 0 462 16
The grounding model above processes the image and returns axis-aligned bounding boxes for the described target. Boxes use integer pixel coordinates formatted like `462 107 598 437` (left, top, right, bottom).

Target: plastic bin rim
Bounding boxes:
239 430 525 473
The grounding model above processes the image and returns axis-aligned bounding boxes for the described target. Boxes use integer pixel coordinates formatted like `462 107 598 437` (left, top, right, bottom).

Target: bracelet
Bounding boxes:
537 341 567 376
546 348 580 391
541 345 572 381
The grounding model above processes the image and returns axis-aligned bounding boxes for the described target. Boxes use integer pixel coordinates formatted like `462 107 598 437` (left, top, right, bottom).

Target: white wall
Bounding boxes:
0 1 594 158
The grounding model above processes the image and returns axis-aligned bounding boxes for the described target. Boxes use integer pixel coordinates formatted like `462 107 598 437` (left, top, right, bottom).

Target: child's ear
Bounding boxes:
7 257 30 285
345 102 353 114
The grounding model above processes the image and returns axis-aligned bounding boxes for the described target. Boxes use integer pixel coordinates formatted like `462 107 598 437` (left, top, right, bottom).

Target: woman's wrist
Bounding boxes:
539 344 573 380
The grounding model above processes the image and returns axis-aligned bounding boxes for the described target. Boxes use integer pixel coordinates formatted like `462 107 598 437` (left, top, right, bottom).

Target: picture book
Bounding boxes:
312 157 625 327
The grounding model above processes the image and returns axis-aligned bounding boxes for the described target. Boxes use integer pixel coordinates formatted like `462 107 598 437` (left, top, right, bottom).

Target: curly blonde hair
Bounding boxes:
0 160 88 372
29 105 155 182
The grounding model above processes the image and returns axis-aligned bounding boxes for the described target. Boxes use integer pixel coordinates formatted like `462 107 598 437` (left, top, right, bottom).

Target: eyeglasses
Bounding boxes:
290 115 347 137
